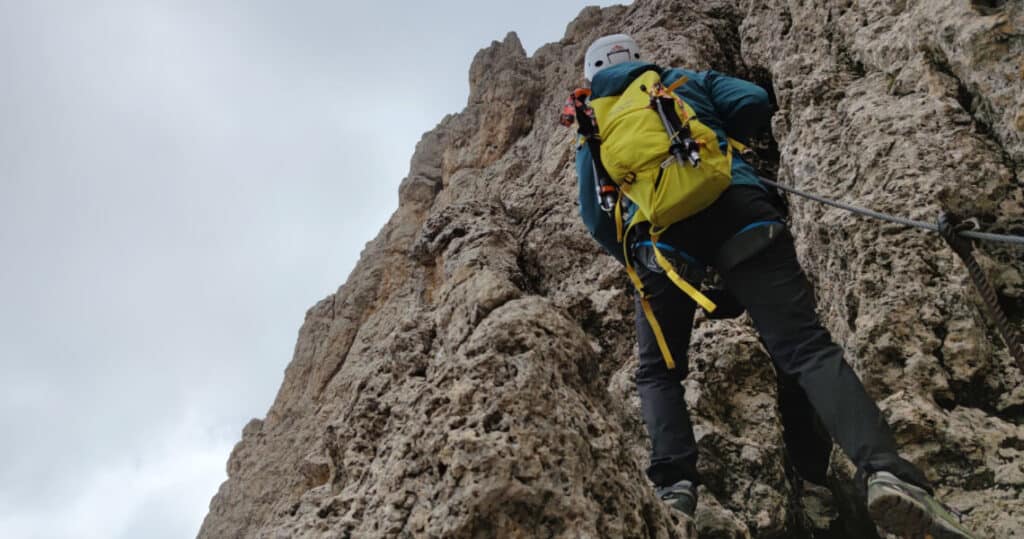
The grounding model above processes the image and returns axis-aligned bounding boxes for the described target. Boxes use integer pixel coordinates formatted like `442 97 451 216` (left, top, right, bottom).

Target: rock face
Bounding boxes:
200 2 1024 538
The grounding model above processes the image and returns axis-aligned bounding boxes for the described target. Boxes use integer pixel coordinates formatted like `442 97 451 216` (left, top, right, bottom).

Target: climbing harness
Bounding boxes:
758 176 1024 369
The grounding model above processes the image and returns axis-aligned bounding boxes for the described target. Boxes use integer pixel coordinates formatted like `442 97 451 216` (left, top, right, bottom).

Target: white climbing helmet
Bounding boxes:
584 34 642 81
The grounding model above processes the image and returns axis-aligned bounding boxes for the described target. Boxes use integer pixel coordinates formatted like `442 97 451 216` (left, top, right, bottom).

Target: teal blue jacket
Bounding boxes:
576 62 771 263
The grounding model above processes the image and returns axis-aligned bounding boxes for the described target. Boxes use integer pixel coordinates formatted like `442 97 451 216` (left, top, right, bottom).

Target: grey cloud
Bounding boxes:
0 1 625 537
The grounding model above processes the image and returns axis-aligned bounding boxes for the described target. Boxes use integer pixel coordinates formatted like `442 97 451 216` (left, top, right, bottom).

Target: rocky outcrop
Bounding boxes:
201 1 1023 537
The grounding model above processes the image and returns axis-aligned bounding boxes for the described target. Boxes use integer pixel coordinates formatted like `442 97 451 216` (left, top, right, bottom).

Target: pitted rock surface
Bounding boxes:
201 1 1023 537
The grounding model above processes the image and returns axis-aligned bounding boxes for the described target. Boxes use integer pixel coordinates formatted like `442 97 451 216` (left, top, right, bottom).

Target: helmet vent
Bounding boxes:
607 50 631 64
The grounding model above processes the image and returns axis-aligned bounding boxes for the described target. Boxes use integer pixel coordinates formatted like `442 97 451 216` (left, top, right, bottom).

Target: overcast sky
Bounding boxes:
0 2 624 537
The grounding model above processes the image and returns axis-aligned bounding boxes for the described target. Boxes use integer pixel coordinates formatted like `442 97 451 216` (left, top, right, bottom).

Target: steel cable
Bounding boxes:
758 177 1024 246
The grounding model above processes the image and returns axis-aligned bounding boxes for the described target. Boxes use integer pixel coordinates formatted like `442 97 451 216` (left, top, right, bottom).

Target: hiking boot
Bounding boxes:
657 479 697 535
656 479 697 518
867 471 975 539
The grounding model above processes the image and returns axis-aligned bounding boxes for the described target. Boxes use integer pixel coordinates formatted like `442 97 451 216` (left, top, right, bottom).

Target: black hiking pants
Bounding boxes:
633 185 932 494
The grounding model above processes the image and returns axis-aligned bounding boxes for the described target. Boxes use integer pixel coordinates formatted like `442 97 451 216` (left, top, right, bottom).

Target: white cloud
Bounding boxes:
1 408 233 539
0 1 628 537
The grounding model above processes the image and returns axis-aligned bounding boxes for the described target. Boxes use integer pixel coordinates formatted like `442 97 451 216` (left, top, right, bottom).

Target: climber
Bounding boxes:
569 33 976 539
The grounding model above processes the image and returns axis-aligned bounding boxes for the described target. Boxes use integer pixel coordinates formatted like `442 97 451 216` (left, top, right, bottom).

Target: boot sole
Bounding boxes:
867 485 971 539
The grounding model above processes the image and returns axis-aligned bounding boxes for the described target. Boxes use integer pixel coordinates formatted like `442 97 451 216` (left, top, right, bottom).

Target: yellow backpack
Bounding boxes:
589 69 743 369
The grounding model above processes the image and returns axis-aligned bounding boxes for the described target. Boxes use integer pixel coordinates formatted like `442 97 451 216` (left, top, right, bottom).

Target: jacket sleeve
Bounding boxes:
576 140 626 265
702 70 771 143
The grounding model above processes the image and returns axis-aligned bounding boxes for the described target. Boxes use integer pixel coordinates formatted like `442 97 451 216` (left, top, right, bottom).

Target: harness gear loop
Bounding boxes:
649 230 718 313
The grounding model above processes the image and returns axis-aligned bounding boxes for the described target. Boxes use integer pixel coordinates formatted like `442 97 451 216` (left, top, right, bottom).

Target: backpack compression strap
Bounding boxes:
727 137 751 156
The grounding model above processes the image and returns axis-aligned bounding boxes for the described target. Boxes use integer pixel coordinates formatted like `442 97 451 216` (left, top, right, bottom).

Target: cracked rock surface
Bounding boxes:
201 2 1023 537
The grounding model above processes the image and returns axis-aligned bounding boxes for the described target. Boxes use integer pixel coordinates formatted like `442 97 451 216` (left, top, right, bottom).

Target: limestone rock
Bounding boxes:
201 1 1024 537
